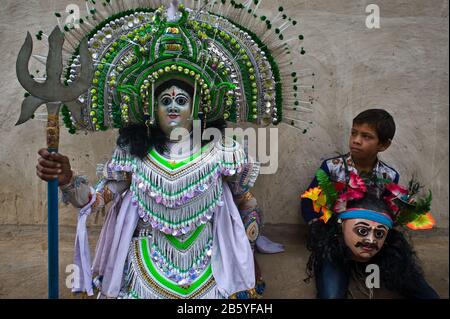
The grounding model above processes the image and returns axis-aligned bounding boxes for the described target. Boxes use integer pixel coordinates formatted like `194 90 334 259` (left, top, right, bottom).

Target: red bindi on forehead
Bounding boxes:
171 88 176 97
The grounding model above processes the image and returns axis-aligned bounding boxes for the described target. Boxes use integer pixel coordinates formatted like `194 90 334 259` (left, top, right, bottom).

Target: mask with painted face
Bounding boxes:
302 170 436 263
341 217 389 262
338 194 393 262
156 85 193 138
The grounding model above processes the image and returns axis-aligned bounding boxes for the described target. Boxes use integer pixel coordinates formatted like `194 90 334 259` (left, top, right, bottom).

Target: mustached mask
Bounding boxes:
339 194 393 262
301 169 436 263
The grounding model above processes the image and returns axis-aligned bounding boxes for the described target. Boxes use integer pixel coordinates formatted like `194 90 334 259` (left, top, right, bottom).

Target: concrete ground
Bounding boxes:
0 224 448 299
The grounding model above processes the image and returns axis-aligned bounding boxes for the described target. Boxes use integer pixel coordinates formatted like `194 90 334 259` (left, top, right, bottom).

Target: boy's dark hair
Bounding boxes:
353 109 396 144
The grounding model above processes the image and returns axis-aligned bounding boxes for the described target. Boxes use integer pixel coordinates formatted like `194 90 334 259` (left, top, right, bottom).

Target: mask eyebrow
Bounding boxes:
376 225 388 230
160 93 172 100
175 93 189 99
354 222 370 226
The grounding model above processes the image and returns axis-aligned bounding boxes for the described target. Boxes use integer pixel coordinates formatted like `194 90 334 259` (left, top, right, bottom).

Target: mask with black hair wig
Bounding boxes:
305 211 424 295
117 78 228 159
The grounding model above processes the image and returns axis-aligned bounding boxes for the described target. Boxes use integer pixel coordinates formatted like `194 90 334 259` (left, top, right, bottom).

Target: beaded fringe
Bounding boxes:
125 266 222 299
132 152 222 206
109 139 248 233
110 138 246 179
242 162 261 188
132 179 222 229
151 223 213 273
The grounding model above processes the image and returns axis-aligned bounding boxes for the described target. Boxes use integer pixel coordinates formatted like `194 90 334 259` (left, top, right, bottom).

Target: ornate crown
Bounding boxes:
20 0 314 134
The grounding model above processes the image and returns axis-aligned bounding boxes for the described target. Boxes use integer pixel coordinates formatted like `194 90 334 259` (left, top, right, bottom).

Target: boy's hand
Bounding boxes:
36 148 73 186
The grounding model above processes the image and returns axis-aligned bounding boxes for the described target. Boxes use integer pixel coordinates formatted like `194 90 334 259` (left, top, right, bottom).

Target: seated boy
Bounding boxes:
301 109 399 227
300 109 437 298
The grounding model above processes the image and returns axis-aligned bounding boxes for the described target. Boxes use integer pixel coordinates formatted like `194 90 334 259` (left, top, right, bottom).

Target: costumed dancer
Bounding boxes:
26 0 311 298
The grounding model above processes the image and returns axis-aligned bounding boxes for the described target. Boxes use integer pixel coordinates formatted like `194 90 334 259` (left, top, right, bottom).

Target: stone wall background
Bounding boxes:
0 0 448 228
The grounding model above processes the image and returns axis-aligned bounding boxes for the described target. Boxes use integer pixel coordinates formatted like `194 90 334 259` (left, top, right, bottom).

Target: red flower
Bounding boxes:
346 188 365 201
385 183 408 198
332 173 367 212
334 196 347 213
384 194 400 213
334 181 346 192
348 172 367 193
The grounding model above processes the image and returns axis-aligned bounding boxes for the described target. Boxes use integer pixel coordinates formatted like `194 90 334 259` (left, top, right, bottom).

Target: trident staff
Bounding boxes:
15 26 94 299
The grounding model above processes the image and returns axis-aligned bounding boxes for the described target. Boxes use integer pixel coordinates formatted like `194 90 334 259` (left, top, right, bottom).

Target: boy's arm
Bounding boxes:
300 160 330 225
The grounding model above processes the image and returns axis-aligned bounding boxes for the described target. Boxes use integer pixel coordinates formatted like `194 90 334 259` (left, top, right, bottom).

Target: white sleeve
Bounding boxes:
60 175 92 208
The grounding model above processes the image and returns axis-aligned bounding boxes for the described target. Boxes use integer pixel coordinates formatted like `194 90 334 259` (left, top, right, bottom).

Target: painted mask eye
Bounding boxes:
161 97 172 106
375 230 386 239
175 96 188 106
356 227 369 237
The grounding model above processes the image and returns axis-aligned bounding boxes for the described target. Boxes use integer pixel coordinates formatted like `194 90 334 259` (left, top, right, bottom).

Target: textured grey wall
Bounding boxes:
0 0 448 228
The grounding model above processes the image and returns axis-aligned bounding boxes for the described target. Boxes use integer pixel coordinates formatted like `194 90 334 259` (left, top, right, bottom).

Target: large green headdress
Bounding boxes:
54 0 313 133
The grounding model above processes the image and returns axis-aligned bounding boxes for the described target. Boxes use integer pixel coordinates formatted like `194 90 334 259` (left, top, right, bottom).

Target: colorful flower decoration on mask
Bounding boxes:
406 212 435 230
334 172 366 213
384 183 409 213
301 170 436 230
385 180 435 230
301 186 332 223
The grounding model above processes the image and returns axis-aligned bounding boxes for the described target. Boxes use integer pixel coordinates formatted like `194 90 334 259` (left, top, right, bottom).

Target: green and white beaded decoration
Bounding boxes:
44 0 314 133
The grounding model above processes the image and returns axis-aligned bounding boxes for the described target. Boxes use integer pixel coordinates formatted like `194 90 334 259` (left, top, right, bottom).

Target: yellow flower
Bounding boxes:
320 206 333 223
315 192 327 211
301 187 330 222
301 186 321 202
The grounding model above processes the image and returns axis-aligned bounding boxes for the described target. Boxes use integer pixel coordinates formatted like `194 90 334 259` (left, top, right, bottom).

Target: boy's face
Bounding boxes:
349 123 390 161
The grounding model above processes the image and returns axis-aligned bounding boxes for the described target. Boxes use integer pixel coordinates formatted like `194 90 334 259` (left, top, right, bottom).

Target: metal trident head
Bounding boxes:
15 26 94 125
